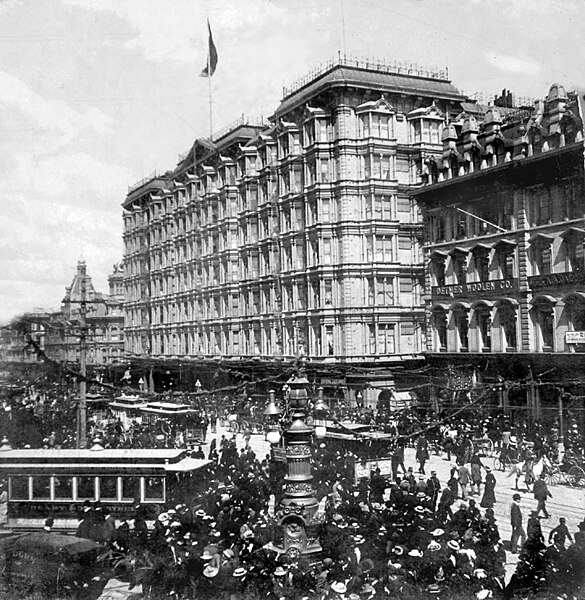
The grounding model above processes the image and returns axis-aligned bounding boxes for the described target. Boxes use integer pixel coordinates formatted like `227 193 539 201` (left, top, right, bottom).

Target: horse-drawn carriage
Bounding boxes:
218 394 266 434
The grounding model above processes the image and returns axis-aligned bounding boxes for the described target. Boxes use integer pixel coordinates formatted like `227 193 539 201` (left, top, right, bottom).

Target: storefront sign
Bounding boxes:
529 271 585 289
566 331 585 344
432 278 516 298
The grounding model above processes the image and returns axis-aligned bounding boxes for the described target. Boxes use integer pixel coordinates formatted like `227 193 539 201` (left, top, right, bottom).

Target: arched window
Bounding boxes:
431 307 448 352
531 297 556 352
497 300 518 351
472 303 492 351
452 304 470 352
562 294 585 353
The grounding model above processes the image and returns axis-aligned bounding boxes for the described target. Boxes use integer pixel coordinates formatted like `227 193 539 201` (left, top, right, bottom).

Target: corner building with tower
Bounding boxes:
122 57 467 403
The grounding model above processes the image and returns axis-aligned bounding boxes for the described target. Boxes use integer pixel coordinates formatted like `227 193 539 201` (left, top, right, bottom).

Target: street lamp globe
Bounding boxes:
267 430 282 445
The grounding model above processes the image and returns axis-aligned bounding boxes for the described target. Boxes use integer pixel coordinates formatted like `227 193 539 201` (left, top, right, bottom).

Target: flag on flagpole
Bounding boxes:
200 19 218 77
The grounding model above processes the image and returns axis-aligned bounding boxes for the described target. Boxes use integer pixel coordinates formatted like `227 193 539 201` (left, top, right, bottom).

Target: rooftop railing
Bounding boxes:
128 170 161 194
212 114 266 142
282 54 449 98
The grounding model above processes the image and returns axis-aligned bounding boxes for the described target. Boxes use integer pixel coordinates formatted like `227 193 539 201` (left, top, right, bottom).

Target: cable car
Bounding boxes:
108 394 147 429
140 401 204 445
0 443 210 532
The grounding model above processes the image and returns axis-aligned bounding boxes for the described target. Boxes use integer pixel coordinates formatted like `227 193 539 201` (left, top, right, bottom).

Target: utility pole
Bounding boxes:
77 268 88 449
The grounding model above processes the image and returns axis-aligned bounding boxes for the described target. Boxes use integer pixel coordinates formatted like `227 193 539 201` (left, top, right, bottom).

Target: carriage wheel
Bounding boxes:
240 420 251 433
545 470 561 486
493 457 502 471
568 466 585 488
229 421 240 434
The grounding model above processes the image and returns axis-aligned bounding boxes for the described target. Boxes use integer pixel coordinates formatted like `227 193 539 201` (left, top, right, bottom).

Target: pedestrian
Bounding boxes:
470 452 483 496
510 493 526 554
426 470 441 512
458 463 470 500
548 517 573 548
533 474 552 519
416 435 429 475
480 466 496 509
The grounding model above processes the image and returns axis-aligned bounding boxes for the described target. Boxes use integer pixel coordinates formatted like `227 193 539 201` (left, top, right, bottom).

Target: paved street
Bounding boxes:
209 423 585 583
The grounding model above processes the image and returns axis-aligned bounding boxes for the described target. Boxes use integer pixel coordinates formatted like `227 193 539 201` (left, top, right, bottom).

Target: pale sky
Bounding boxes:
1 0 584 324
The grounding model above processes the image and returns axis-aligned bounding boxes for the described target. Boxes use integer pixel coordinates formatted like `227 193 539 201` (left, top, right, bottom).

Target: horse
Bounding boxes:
507 455 552 491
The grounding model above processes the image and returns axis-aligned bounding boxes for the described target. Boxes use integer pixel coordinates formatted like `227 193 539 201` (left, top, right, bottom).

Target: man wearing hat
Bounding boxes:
533 473 552 519
510 493 525 553
426 471 441 512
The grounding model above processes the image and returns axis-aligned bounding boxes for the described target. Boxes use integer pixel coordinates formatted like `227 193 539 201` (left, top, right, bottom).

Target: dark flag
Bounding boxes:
200 20 218 77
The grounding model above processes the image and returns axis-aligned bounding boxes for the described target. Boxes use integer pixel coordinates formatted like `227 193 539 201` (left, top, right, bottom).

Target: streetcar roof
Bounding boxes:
0 449 210 473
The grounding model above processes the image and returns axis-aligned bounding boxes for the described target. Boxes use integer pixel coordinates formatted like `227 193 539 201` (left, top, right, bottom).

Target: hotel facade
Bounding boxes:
121 57 468 402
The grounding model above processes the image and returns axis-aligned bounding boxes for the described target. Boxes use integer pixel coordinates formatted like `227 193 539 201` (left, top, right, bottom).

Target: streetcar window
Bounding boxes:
77 476 96 500
54 476 73 500
122 476 140 502
9 476 29 500
32 476 51 500
99 476 119 501
144 477 164 501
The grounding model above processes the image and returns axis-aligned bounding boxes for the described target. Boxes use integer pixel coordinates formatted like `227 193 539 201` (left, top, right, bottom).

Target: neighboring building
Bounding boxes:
50 260 125 366
122 56 469 403
413 84 585 424
2 262 126 367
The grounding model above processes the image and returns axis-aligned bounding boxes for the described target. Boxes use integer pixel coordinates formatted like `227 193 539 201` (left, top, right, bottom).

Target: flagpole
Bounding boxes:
207 26 213 139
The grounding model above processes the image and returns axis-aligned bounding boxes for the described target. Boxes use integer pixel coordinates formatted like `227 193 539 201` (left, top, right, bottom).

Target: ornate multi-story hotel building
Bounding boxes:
122 57 467 400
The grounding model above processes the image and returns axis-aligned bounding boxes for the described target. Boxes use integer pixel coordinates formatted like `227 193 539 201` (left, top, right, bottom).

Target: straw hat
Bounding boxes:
203 565 219 578
274 566 287 577
331 581 347 594
447 540 460 551
233 567 247 577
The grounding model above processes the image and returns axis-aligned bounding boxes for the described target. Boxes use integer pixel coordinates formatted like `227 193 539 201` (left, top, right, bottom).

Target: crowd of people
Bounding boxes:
1 377 585 599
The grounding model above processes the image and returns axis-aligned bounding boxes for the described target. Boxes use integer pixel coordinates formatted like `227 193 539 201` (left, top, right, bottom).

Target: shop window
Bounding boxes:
31 477 51 500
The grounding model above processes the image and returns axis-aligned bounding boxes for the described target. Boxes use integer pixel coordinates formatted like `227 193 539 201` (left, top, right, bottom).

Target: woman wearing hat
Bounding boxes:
480 466 496 509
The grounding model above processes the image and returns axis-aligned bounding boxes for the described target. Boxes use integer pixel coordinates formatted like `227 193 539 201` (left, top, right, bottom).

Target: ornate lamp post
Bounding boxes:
263 389 283 445
268 370 325 561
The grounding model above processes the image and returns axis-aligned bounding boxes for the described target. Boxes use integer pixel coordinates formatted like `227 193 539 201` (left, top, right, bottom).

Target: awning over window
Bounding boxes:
493 239 517 251
449 246 470 256
560 227 585 239
470 243 493 254
528 233 554 245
